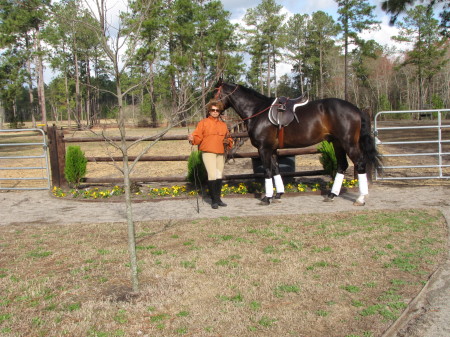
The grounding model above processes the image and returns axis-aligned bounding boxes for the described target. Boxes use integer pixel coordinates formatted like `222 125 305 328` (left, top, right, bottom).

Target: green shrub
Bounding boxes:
318 141 337 178
431 94 444 109
64 146 87 187
187 151 207 184
378 94 392 112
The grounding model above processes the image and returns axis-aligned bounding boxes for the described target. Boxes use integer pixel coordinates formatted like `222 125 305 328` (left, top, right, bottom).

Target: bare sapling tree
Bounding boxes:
81 0 216 293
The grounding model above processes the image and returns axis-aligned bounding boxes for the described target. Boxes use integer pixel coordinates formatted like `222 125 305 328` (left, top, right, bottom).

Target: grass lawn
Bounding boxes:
0 208 447 337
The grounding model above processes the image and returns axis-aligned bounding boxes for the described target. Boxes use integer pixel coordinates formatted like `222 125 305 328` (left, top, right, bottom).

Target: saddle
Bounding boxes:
268 94 309 127
268 94 309 148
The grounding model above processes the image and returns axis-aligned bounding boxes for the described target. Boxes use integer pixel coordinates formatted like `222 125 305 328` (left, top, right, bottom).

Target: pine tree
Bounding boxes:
243 0 284 96
0 0 51 126
335 0 380 101
393 5 449 109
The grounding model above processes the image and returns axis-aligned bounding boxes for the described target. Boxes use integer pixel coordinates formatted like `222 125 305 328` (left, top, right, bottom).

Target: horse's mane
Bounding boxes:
230 82 273 101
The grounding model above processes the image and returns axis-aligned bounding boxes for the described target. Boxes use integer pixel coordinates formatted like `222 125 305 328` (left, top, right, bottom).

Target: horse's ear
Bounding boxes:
217 76 223 87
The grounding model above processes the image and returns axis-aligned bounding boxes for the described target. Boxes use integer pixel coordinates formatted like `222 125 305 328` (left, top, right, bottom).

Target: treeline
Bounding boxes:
0 0 449 129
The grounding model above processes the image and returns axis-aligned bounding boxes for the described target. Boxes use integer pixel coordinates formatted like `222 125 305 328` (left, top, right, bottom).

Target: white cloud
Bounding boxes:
359 16 411 53
294 0 337 15
222 0 408 77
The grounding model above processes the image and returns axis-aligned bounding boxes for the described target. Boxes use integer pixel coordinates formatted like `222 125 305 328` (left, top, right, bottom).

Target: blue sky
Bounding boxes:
221 0 403 76
221 0 401 49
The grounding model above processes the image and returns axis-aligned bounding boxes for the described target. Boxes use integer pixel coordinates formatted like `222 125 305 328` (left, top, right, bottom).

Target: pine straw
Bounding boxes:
0 209 447 336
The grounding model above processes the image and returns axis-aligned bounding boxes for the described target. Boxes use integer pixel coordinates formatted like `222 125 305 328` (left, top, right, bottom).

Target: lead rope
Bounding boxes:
187 124 201 214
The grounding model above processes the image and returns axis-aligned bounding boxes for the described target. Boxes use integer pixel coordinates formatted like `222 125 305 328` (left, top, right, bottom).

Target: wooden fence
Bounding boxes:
47 125 325 187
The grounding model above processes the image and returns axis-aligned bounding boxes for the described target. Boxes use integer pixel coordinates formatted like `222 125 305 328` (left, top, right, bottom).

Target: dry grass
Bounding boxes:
1 209 447 337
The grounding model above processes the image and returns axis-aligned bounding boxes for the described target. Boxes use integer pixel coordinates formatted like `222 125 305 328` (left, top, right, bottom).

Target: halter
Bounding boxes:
214 83 239 102
215 84 272 121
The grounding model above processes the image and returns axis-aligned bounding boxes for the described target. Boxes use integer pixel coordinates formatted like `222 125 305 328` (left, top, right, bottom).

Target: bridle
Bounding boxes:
214 83 272 121
214 83 239 103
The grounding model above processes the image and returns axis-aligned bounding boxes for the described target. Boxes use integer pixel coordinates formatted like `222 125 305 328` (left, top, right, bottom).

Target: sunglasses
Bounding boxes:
210 108 221 112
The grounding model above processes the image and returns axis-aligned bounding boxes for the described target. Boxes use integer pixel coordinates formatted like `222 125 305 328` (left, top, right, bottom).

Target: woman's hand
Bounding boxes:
188 134 194 144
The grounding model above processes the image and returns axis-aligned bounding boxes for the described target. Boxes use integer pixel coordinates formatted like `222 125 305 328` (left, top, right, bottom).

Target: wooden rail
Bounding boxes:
47 125 322 187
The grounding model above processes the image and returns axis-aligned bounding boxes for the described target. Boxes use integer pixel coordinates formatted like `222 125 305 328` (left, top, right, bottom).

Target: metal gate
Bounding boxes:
374 109 450 181
0 128 51 190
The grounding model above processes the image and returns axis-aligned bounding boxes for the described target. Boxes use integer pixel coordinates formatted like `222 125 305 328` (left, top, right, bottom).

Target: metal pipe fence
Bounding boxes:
0 128 51 190
374 109 450 180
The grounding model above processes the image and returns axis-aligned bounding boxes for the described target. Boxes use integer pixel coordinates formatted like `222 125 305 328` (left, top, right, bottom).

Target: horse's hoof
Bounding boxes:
323 193 336 202
272 193 283 203
353 201 365 206
259 197 271 205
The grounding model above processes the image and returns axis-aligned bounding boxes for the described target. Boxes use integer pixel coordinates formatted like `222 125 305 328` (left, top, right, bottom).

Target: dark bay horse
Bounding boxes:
214 79 380 206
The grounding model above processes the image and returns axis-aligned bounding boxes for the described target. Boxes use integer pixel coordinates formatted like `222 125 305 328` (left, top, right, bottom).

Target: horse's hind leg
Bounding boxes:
325 141 348 202
346 147 369 206
272 154 284 202
352 154 369 206
259 149 277 205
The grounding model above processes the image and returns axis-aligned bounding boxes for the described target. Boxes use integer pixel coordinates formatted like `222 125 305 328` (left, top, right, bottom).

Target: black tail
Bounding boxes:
359 109 381 169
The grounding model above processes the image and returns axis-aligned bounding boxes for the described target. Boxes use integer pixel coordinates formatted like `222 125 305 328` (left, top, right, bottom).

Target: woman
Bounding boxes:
188 100 233 209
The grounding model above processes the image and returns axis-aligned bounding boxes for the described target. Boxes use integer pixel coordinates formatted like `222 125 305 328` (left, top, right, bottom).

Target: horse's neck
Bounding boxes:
230 95 272 120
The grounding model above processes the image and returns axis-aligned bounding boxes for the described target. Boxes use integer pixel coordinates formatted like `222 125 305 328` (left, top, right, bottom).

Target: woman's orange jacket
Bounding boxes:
191 116 233 154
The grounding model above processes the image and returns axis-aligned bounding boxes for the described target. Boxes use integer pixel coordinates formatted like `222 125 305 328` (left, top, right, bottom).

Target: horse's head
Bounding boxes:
213 80 238 111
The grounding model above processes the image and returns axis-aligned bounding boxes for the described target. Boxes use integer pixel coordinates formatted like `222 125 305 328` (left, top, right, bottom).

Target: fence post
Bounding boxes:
47 124 67 187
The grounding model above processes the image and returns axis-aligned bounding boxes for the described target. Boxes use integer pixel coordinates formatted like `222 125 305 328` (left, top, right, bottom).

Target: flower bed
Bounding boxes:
52 179 358 200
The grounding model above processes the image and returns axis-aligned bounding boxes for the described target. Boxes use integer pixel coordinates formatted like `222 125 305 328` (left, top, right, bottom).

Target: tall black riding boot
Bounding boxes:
207 180 219 209
215 179 227 207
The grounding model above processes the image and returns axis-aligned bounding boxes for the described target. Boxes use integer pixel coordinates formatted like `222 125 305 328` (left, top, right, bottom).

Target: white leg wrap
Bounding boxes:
331 173 345 196
355 195 365 204
273 174 284 194
265 178 274 198
358 173 369 196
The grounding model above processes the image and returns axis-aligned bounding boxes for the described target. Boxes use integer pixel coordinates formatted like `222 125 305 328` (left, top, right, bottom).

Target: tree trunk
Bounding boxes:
86 57 92 127
344 17 349 101
123 151 139 293
117 80 139 293
266 53 271 96
319 40 324 98
25 34 36 128
36 30 47 127
65 73 72 128
148 63 157 127
0 101 4 129
26 59 36 128
272 48 277 97
74 49 81 129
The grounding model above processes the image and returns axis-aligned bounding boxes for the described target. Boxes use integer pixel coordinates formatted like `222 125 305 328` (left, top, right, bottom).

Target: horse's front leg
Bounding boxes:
259 149 275 205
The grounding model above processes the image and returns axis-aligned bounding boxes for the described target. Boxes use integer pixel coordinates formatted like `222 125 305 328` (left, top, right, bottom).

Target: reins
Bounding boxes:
215 84 273 122
187 123 201 214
